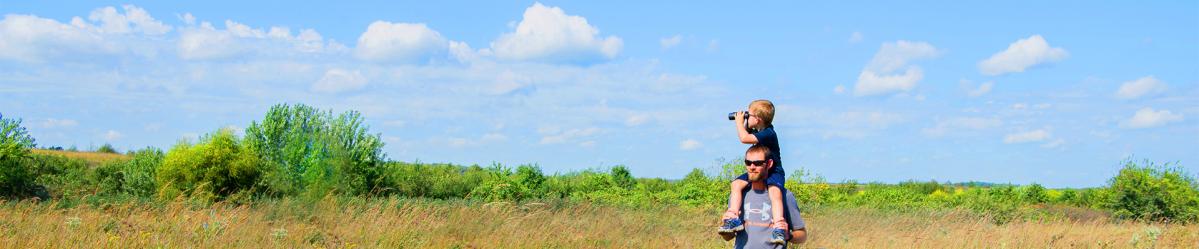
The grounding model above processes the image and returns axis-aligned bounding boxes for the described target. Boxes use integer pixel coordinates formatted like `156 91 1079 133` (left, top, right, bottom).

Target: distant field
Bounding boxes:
1 199 1195 248
31 149 128 165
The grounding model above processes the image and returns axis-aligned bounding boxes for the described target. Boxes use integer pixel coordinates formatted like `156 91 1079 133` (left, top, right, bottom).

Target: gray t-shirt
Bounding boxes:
734 188 805 249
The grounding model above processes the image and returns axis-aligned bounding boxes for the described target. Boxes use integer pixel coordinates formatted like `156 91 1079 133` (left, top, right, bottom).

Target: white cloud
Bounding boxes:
1115 76 1166 99
354 21 448 62
1041 138 1065 149
922 117 1002 137
490 70 534 95
447 133 508 147
103 130 123 141
848 31 863 43
625 114 649 126
312 69 368 94
490 3 622 63
854 68 923 97
978 35 1068 76
679 139 702 151
660 35 682 49
80 5 171 35
177 23 239 60
0 14 118 62
853 40 939 96
39 118 79 129
1120 107 1183 129
833 85 846 94
1004 129 1050 144
178 19 338 60
966 81 993 97
539 127 600 145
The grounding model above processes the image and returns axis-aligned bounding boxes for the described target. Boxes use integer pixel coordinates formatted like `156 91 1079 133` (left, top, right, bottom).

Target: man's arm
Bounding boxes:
789 228 807 243
720 232 735 241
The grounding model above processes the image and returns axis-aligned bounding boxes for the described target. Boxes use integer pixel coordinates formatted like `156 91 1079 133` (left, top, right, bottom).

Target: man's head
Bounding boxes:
747 99 775 128
744 144 774 182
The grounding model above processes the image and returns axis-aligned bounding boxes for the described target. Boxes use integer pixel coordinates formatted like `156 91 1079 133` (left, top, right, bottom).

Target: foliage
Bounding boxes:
95 147 164 197
157 128 264 202
1102 159 1199 222
96 143 119 154
0 114 37 197
243 103 385 197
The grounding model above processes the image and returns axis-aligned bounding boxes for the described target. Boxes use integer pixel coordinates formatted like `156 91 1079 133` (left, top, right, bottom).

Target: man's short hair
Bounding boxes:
749 99 775 125
745 143 772 159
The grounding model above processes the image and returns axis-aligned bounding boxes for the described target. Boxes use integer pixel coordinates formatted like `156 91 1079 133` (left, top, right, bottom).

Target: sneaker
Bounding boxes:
768 228 788 244
716 217 744 235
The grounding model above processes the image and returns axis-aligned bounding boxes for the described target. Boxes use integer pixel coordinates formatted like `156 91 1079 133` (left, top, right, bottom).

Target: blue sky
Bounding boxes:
1 1 1196 188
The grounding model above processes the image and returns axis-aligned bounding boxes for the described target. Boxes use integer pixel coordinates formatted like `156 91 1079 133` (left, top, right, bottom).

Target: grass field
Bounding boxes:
1 198 1195 248
31 149 129 166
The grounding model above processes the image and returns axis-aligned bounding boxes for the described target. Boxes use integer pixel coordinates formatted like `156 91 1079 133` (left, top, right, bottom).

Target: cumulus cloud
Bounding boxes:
625 114 649 126
660 35 682 49
853 41 939 97
447 133 508 147
490 3 622 63
39 118 80 129
1115 76 1166 99
978 35 1068 76
1120 107 1183 129
178 18 339 60
679 139 702 151
539 127 600 145
312 69 368 94
848 31 863 43
0 14 117 62
79 5 171 35
1004 129 1050 144
922 117 1002 137
354 21 448 62
103 130 124 141
962 80 993 97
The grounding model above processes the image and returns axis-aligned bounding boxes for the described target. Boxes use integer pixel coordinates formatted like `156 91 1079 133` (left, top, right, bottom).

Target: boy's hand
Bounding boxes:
733 110 745 124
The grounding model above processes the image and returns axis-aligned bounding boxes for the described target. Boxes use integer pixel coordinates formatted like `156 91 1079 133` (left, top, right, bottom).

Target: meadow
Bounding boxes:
1 104 1197 248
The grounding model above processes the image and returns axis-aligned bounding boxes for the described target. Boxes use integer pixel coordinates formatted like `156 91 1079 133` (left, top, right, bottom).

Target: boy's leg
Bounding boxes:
767 185 789 244
725 178 749 219
767 185 788 228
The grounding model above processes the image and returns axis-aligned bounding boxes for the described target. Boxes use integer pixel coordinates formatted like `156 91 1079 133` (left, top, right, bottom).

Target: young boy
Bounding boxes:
717 99 789 244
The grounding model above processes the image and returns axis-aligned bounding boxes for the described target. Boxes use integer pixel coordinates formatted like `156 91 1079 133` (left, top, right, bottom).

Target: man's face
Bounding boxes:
744 150 770 182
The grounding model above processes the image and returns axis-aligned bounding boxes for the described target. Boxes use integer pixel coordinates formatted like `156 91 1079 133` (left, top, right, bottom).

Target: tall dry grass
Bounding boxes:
0 199 1195 248
31 149 129 166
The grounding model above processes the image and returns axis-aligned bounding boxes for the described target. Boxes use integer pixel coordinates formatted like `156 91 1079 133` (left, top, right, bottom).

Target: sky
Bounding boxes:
1 1 1196 188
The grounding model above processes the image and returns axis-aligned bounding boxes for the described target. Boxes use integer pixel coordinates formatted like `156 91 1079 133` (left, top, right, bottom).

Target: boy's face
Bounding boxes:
746 109 763 129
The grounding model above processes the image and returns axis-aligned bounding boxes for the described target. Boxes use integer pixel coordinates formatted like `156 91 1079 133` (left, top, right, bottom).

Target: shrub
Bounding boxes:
1103 159 1199 222
95 147 164 197
0 114 37 197
243 103 385 197
156 129 264 202
96 143 119 154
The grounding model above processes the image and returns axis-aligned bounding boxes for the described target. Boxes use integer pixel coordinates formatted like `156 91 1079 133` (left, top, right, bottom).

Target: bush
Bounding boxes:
243 103 386 197
96 143 119 154
156 129 264 202
96 147 164 197
1103 159 1199 222
0 114 37 197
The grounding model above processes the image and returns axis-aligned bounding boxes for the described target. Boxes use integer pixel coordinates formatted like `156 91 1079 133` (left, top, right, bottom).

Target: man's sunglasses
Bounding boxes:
744 160 768 166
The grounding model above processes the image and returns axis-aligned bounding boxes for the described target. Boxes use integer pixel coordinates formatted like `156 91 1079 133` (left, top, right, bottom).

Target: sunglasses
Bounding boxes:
744 159 768 166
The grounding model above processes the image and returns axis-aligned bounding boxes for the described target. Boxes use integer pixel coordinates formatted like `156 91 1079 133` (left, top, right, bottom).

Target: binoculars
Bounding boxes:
728 112 749 120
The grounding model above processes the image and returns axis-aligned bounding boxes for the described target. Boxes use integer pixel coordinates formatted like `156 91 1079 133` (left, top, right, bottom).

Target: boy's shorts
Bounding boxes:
734 169 787 191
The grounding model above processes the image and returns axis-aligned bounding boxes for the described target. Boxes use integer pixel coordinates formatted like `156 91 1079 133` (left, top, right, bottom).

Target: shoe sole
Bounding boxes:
716 224 744 235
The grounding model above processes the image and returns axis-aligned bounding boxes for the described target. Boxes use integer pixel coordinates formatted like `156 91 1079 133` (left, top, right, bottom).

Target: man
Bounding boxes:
719 144 807 248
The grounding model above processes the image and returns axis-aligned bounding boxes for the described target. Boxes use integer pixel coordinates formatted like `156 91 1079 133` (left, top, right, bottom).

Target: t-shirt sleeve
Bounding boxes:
784 190 805 230
752 127 777 144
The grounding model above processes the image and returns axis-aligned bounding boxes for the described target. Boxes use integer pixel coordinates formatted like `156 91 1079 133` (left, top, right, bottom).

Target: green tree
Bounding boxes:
0 114 37 197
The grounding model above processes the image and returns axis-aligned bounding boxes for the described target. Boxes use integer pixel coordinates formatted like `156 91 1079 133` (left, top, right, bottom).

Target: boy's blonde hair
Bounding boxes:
748 99 774 125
